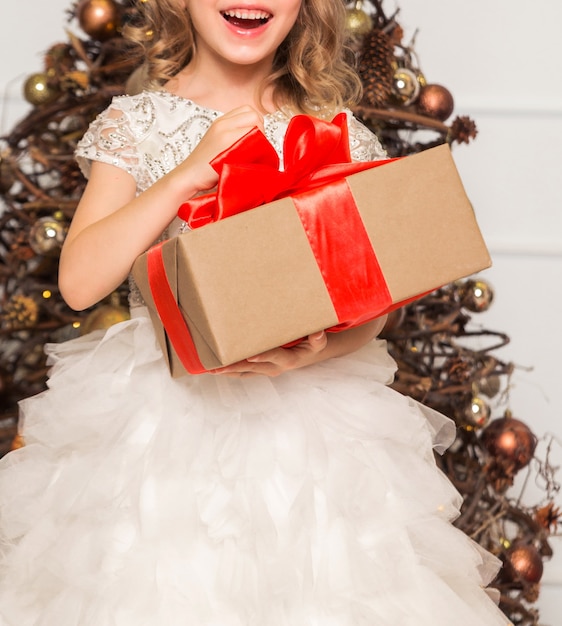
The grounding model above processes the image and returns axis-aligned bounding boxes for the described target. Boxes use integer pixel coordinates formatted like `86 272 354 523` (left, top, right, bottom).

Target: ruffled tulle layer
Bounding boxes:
0 310 509 625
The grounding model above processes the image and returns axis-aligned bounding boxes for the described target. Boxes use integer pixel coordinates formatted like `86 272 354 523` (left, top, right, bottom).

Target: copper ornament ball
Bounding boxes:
77 0 121 41
417 83 455 121
505 544 544 584
481 416 537 471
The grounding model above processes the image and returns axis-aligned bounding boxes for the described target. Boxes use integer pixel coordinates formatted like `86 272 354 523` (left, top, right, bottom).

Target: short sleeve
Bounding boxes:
344 110 388 163
75 95 150 184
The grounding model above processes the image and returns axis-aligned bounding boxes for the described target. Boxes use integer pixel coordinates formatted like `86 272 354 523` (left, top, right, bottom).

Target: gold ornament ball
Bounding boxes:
461 279 494 313
417 83 455 121
80 304 130 335
464 396 491 430
391 67 421 106
23 73 60 106
416 71 427 88
77 0 121 41
345 7 373 36
505 543 544 584
29 216 67 257
481 416 537 471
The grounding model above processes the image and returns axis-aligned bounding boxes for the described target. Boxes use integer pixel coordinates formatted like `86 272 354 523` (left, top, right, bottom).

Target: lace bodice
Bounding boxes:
75 90 387 308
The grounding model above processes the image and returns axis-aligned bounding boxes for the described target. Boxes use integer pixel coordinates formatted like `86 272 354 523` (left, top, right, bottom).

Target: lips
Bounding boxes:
221 8 272 29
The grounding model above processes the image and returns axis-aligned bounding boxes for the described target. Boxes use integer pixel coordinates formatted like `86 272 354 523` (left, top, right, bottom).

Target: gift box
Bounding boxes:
132 115 491 377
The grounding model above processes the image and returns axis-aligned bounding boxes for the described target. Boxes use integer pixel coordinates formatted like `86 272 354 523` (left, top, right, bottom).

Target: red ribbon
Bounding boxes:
147 242 206 374
150 114 401 374
178 112 393 228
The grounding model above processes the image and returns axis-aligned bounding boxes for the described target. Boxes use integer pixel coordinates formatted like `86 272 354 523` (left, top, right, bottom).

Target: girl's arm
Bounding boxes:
59 162 195 310
213 316 388 378
59 106 264 311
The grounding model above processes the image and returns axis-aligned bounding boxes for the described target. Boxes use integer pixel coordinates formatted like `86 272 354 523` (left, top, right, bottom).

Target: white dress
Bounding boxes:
0 91 511 626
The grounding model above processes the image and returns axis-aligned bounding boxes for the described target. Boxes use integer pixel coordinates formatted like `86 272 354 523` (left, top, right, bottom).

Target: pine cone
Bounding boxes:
2 295 39 329
357 28 395 108
449 115 478 144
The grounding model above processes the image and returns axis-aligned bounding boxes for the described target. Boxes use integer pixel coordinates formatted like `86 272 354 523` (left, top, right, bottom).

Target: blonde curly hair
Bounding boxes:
125 0 362 116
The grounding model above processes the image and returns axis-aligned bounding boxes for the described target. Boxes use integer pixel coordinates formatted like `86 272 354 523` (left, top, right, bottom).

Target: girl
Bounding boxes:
0 1 511 624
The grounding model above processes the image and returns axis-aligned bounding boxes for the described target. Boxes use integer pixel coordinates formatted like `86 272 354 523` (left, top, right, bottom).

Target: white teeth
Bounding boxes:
223 9 271 20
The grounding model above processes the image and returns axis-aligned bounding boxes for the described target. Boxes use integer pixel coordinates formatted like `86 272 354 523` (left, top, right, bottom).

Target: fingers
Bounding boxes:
211 331 329 378
216 105 265 132
211 350 289 378
210 368 258 379
246 332 326 363
210 359 273 378
182 106 264 190
207 106 264 148
307 330 327 352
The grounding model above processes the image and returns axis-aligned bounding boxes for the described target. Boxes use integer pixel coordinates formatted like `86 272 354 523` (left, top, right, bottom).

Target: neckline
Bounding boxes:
147 89 292 121
151 89 221 114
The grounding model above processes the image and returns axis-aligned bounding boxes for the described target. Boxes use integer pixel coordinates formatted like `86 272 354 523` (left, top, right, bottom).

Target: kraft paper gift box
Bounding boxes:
132 115 491 377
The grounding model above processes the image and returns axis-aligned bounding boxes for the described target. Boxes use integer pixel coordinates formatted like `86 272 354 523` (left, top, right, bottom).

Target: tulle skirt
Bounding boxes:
0 309 510 625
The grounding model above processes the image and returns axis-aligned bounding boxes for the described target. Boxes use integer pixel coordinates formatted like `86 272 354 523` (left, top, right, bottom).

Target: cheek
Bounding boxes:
281 1 303 36
290 0 303 20
287 1 304 33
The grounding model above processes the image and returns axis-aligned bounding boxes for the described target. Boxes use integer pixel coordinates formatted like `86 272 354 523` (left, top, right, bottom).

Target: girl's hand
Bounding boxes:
180 105 264 192
211 332 328 378
209 317 387 379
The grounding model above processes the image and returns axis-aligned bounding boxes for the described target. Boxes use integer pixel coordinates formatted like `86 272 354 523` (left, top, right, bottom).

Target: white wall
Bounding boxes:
399 2 562 623
1 2 73 132
2 0 561 622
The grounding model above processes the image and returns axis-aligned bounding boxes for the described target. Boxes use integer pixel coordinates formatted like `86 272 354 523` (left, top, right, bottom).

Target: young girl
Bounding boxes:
0 1 511 624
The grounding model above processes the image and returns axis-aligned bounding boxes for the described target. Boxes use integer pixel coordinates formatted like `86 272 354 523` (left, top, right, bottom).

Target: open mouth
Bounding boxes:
221 9 272 29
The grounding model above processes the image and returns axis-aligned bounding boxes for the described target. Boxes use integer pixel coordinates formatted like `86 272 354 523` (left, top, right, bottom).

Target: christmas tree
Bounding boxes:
0 1 558 623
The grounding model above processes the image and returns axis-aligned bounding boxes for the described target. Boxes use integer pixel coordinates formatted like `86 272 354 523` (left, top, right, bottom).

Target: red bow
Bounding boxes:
178 112 390 228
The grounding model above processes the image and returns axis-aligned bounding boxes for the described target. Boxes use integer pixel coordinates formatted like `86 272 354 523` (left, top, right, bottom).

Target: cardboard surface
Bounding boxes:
132 144 491 376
